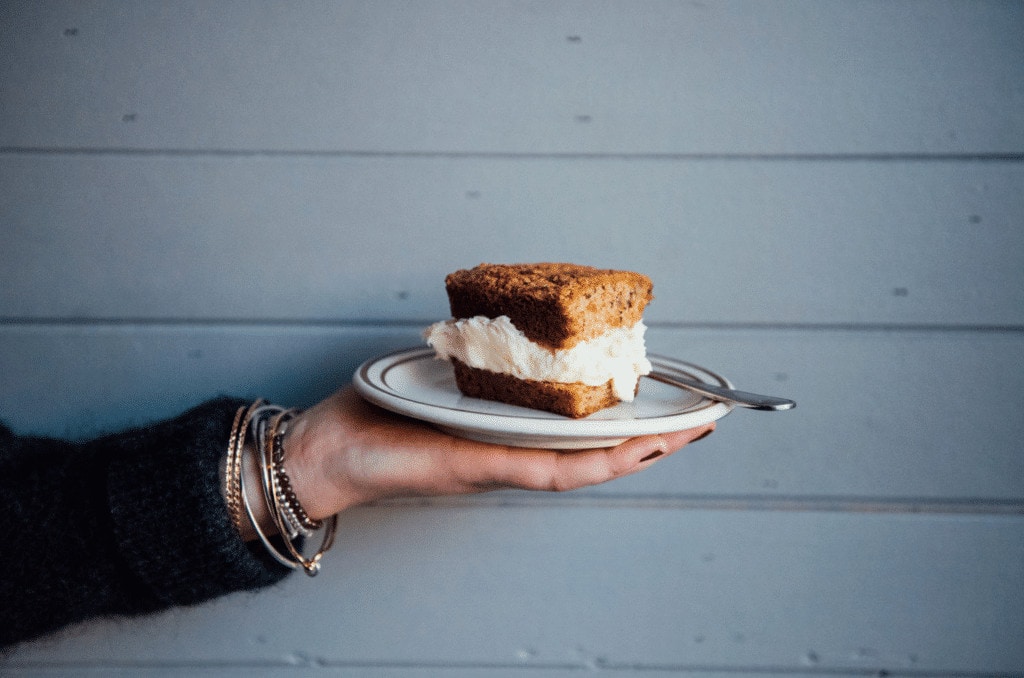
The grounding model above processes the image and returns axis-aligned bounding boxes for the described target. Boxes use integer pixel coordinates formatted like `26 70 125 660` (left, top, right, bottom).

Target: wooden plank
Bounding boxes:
2 155 1022 325
0 668 915 678
616 325 1024 503
0 325 421 439
1 325 1021 502
5 507 1023 675
0 667 903 678
1 1 1021 154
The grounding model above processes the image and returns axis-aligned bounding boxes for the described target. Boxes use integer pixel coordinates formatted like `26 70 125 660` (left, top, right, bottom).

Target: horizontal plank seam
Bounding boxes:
6 658 1021 677
595 662 1024 677
2 318 1023 334
2 146 1024 163
378 494 1024 516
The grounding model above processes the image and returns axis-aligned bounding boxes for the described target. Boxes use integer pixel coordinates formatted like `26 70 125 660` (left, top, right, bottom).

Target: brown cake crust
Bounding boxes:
451 360 621 419
445 263 653 350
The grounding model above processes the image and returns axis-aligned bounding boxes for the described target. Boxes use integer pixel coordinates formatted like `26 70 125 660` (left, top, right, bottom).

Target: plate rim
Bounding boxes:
352 346 733 442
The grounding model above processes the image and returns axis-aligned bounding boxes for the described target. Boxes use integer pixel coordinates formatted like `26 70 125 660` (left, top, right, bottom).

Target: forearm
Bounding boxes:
0 398 291 647
0 426 134 646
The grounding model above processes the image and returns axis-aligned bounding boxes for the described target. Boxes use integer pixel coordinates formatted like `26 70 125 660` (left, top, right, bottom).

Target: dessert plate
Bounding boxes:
353 347 734 449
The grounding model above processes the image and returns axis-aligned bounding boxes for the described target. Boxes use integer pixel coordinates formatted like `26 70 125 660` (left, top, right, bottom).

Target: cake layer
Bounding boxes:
444 263 653 350
451 359 622 419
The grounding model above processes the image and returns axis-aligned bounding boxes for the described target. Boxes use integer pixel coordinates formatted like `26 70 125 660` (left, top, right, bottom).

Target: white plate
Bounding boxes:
352 347 734 449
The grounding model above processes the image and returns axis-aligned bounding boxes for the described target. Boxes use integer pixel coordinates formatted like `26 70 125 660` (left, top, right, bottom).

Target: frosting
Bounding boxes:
424 315 651 401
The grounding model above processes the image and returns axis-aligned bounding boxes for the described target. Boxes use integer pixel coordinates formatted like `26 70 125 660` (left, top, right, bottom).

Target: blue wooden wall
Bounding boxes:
2 1 1022 675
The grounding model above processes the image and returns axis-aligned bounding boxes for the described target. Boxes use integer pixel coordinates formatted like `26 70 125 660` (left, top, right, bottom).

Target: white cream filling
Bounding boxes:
423 315 651 401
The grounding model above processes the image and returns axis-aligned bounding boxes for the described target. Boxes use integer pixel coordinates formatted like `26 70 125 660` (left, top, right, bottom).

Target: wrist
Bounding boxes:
280 408 353 520
226 407 334 536
223 402 338 576
236 439 274 541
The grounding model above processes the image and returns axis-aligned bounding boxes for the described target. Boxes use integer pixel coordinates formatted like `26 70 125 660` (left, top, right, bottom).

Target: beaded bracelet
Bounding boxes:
272 424 323 534
231 402 337 576
261 409 336 574
251 410 319 538
249 407 304 539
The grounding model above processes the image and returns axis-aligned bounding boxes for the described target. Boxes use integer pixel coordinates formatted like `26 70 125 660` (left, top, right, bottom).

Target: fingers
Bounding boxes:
631 424 716 467
465 422 716 494
588 422 715 477
321 386 717 501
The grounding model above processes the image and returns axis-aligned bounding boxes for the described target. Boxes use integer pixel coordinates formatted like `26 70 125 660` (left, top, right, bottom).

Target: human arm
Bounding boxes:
0 388 712 646
0 398 286 648
241 386 714 539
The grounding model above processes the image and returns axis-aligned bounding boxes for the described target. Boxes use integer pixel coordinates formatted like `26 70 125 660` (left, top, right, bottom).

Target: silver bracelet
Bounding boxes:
235 402 337 576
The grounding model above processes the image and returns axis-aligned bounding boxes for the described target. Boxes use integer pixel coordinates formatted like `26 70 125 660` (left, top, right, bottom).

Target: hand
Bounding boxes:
239 386 714 539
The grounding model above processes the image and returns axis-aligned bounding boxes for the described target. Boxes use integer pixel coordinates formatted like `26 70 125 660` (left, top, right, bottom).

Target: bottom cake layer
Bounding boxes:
451 359 622 419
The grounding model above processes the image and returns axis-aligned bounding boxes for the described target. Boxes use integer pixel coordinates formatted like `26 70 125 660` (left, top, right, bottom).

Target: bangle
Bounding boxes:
234 402 337 576
253 408 338 575
224 400 264 537
251 407 305 539
272 423 323 534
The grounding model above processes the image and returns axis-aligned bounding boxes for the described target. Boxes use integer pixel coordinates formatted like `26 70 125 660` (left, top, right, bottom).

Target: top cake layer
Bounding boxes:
444 263 653 350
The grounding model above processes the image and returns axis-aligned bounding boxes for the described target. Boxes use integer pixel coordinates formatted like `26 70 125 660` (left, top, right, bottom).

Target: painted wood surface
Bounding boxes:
0 671 946 678
2 0 1022 154
1 325 1021 503
1 1 1021 676
2 155 1022 325
5 506 1023 675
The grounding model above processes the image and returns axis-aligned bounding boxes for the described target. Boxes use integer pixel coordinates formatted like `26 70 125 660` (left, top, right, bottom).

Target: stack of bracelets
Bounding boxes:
224 400 337 576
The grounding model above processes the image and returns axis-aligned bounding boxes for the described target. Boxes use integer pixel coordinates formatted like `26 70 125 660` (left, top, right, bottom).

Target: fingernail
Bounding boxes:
639 450 664 463
691 428 714 443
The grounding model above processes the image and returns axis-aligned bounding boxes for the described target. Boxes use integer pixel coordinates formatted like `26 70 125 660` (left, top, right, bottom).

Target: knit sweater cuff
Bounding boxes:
106 398 292 608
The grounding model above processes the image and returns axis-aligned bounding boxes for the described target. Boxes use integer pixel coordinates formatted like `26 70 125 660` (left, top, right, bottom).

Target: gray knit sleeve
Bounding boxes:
106 398 293 607
0 398 292 647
